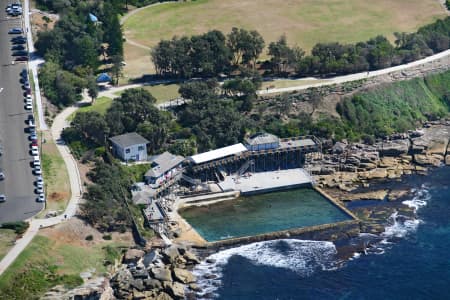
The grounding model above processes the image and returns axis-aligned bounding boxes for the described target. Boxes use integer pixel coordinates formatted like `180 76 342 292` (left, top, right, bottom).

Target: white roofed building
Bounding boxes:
188 143 248 165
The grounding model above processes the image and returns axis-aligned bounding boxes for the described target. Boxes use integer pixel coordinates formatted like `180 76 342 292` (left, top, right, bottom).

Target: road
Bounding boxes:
23 0 47 130
0 0 43 223
0 102 84 276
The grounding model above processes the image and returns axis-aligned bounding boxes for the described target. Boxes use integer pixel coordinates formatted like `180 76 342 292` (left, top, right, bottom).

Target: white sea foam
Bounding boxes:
193 239 337 298
402 184 430 212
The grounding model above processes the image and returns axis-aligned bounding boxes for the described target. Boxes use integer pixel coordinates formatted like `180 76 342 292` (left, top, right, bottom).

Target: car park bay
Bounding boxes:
0 3 43 222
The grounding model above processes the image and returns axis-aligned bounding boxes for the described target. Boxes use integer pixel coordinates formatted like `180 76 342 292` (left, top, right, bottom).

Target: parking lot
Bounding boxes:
0 1 44 222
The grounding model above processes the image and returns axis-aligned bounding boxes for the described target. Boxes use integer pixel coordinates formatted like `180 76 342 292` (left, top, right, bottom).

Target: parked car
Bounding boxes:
11 35 27 42
24 103 32 110
11 39 26 45
23 81 30 89
21 68 28 77
29 133 38 141
13 50 28 57
0 194 6 203
35 186 44 194
33 165 42 175
35 180 44 188
36 176 44 184
8 28 23 34
0 171 4 180
15 56 28 61
30 146 39 156
25 99 32 106
37 193 45 202
27 114 34 121
11 45 25 52
31 140 38 147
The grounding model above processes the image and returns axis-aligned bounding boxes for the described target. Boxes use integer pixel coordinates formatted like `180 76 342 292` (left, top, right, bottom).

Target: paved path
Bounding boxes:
120 2 171 51
0 0 82 275
0 83 84 276
23 0 47 130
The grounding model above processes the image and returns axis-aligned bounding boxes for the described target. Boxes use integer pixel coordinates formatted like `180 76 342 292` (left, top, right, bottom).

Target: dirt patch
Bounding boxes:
40 217 133 248
30 10 58 35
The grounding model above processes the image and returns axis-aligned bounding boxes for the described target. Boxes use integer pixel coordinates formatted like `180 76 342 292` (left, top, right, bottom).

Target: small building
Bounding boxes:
109 132 149 161
96 72 112 83
145 152 184 187
245 132 280 151
88 13 98 23
188 143 248 165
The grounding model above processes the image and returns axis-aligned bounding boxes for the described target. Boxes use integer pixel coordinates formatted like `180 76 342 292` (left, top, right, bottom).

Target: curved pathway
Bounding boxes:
0 103 84 276
120 2 173 51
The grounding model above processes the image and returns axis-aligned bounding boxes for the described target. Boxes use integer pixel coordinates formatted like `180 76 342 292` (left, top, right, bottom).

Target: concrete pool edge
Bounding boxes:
172 187 360 248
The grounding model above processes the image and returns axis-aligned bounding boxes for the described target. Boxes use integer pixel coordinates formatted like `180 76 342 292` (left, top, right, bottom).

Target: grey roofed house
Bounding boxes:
245 132 280 151
109 132 149 161
145 151 184 183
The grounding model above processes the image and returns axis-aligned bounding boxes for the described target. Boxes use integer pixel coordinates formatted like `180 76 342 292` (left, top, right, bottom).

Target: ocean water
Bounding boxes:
194 167 450 299
180 189 351 242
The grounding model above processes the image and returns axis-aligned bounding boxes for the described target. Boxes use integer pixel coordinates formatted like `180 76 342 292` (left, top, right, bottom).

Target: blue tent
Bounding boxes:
96 73 112 83
89 13 98 22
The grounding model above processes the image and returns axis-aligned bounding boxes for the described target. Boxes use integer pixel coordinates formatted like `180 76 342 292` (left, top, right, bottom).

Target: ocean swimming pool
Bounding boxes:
179 188 352 242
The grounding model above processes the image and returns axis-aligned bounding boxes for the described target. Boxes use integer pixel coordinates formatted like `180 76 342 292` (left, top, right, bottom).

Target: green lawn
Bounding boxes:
37 135 71 217
114 84 180 104
0 234 128 299
123 0 446 53
260 78 331 90
67 97 113 121
0 229 17 261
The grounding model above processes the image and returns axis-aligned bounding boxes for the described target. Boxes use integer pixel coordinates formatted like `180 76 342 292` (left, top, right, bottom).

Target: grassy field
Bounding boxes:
123 0 447 53
67 97 113 121
260 78 331 90
38 131 71 216
114 84 180 104
0 219 133 299
0 229 17 261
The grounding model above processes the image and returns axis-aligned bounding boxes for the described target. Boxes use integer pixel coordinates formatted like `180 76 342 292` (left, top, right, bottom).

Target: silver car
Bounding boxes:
0 194 6 202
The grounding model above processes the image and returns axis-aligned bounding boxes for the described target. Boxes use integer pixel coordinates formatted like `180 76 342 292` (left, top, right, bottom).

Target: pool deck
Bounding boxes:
218 168 313 195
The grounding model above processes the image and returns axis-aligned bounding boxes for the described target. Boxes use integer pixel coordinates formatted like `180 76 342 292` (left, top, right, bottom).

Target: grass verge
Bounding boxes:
0 229 17 261
67 97 113 121
37 132 71 217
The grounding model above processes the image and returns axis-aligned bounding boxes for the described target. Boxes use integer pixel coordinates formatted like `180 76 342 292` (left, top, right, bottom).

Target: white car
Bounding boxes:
35 186 44 194
25 98 32 105
33 165 42 175
24 104 32 110
37 193 45 202
35 181 44 188
36 175 43 184
0 194 6 203
30 147 39 156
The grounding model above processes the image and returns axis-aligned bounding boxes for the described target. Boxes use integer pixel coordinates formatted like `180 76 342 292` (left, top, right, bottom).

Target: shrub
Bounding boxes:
85 234 93 241
102 234 112 240
1 221 30 235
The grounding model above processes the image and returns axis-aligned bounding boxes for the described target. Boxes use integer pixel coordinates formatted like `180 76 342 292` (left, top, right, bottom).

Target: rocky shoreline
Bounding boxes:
42 121 450 300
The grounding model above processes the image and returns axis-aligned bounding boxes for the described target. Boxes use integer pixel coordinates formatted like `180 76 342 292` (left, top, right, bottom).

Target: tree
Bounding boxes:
87 75 98 103
105 88 162 136
110 55 123 85
72 111 109 145
178 80 218 101
73 35 99 69
103 2 123 56
242 30 265 68
268 35 301 74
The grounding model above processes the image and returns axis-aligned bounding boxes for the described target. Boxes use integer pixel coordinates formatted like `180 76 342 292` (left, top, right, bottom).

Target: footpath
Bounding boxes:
0 104 84 276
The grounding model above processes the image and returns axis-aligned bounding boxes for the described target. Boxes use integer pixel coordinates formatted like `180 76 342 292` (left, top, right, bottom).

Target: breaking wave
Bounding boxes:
193 239 337 298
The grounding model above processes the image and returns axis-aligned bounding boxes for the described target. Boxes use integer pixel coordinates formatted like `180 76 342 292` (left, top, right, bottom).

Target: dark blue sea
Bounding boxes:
193 167 450 299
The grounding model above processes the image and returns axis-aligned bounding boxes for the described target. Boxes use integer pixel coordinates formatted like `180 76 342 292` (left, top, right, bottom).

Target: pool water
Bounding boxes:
180 189 351 242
